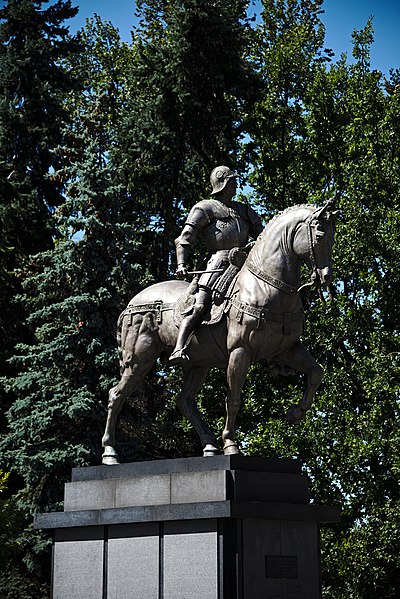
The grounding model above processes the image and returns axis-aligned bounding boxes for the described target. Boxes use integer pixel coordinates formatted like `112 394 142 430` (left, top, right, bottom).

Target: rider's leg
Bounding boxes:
170 287 210 362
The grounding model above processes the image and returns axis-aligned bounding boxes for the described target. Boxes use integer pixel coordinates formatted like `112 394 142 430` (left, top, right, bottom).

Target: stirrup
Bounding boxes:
169 348 189 365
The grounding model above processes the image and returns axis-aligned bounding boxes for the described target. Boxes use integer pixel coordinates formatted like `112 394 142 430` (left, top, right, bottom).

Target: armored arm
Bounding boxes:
174 227 193 278
175 205 210 277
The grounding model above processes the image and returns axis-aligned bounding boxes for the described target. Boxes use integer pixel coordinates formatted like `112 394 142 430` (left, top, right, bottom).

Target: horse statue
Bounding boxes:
102 200 338 464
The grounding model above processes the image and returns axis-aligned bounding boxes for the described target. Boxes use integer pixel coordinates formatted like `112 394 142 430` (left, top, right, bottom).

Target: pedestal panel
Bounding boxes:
242 519 320 599
163 520 219 599
53 528 104 599
107 523 159 599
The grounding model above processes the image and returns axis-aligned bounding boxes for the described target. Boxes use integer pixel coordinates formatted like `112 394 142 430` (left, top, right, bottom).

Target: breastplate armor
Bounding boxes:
192 200 251 252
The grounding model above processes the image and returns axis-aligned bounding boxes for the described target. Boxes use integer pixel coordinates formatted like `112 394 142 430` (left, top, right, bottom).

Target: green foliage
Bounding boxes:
119 0 256 279
0 469 9 492
1 12 144 482
239 7 400 597
245 0 332 211
0 474 50 598
0 0 80 390
0 12 135 596
0 1 399 597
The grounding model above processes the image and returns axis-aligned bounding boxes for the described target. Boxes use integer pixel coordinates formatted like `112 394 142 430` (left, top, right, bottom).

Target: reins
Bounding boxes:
245 203 333 295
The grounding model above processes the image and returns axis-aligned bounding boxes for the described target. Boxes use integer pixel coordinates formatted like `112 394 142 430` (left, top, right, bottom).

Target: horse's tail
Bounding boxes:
116 310 125 375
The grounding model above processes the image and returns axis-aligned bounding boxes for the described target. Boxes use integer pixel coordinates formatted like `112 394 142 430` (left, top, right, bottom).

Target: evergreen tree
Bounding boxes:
0 0 80 397
0 15 134 597
119 0 257 280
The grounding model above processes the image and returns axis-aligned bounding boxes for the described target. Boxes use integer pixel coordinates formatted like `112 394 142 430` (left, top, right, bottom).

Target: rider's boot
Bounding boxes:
169 304 206 364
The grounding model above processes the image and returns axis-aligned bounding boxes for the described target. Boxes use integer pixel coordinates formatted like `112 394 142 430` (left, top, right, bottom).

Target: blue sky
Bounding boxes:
69 0 400 75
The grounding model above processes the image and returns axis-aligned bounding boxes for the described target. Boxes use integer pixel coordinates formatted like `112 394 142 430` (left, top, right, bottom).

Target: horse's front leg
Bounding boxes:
222 346 251 455
280 341 323 424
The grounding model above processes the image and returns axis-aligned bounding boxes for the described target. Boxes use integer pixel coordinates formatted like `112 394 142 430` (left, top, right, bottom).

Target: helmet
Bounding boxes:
210 166 238 195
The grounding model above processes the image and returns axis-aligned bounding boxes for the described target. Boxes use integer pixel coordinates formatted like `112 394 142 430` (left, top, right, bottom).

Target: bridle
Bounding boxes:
299 198 337 293
247 199 336 295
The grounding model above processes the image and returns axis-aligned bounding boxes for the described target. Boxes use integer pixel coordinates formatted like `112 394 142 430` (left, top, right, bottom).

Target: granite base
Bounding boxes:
35 455 340 599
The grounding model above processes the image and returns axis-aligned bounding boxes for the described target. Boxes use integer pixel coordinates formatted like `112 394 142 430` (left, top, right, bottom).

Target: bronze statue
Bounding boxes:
170 166 263 363
101 171 338 464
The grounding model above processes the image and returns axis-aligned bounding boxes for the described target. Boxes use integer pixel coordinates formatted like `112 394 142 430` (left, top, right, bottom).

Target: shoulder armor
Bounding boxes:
185 203 212 230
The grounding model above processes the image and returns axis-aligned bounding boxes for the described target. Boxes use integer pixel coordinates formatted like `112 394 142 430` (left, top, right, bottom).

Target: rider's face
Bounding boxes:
225 177 237 196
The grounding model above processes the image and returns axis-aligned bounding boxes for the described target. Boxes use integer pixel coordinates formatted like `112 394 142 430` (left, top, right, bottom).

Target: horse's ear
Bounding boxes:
309 195 336 221
323 194 342 217
325 209 340 225
324 195 339 211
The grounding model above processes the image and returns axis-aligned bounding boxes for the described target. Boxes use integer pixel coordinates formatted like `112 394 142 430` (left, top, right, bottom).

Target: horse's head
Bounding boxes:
293 198 339 289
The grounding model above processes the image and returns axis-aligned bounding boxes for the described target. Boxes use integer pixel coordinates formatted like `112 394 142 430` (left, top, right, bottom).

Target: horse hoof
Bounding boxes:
203 444 220 457
223 441 240 455
102 446 120 465
286 405 306 424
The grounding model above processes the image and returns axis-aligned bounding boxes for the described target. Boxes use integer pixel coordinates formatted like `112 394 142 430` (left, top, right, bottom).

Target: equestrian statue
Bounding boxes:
102 166 338 464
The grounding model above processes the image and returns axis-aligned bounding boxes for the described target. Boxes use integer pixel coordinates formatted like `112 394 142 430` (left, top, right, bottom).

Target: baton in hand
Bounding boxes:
186 268 224 275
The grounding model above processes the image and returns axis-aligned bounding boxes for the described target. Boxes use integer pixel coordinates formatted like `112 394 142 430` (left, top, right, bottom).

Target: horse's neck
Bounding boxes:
248 226 300 287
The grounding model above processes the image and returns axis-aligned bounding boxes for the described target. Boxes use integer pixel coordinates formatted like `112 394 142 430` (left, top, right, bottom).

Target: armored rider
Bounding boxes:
169 166 264 364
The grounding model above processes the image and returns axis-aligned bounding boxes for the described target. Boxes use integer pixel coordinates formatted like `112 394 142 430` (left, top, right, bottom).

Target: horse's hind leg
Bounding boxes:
281 342 323 424
102 316 159 464
102 376 137 465
178 365 219 456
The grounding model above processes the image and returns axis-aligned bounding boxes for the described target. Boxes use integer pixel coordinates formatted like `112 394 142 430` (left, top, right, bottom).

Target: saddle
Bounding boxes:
173 247 247 327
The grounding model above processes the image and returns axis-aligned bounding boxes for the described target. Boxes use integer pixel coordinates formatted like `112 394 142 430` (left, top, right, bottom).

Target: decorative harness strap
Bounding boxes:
123 301 175 324
229 296 304 334
246 258 299 295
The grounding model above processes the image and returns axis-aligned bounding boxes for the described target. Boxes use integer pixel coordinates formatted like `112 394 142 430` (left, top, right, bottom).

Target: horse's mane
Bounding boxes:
260 203 318 237
248 203 318 262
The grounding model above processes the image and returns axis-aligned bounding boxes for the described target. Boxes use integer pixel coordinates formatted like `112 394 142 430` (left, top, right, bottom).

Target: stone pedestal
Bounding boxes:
35 456 340 599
